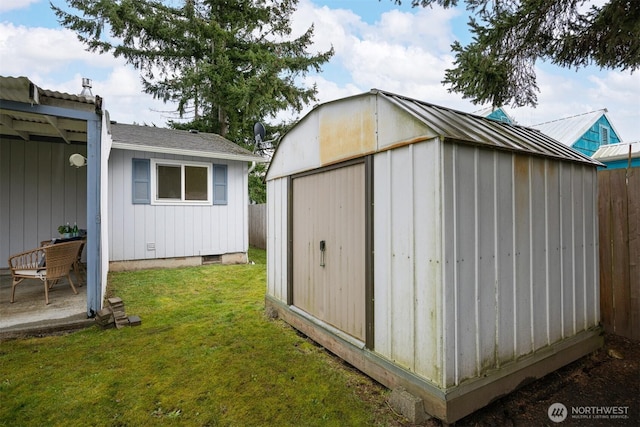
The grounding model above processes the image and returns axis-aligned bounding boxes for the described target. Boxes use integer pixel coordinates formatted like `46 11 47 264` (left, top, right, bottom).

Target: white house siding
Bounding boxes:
373 139 443 385
108 148 248 262
440 143 599 387
266 177 289 302
0 139 87 268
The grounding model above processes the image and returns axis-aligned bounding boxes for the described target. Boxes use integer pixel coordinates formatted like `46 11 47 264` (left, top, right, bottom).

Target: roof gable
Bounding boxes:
473 106 514 124
532 109 622 150
109 123 264 162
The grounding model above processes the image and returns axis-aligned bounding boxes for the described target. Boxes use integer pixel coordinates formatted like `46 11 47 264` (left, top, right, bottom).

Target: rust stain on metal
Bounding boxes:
319 107 376 165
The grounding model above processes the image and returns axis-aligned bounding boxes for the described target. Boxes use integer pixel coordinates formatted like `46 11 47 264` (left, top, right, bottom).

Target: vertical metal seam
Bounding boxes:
511 153 518 357
386 150 393 357
559 163 565 339
452 144 459 385
493 151 500 367
529 157 535 351
287 175 293 306
571 165 577 335
474 147 480 376
365 155 375 350
593 169 600 324
439 138 447 387
544 160 550 345
582 166 588 330
410 144 417 371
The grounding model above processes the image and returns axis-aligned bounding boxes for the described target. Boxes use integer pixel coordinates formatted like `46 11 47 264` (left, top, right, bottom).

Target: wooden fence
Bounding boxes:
598 167 640 340
249 204 267 250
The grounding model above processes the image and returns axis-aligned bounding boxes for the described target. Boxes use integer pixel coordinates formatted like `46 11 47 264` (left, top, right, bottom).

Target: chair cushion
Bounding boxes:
14 269 46 278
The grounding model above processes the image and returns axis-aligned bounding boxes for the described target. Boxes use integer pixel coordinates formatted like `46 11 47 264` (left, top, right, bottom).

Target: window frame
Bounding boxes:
150 159 213 206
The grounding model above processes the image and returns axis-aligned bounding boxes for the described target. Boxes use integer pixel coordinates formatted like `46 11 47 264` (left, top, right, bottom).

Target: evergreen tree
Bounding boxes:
396 0 639 107
53 0 333 140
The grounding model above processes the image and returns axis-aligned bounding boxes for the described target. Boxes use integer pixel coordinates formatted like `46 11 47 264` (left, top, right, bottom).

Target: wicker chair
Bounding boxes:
8 240 83 305
40 237 86 286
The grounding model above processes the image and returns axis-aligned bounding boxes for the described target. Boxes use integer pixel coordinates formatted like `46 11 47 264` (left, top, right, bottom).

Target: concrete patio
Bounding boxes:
0 269 94 340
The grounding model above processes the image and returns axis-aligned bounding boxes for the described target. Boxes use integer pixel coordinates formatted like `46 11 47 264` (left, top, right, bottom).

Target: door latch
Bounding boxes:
320 240 326 267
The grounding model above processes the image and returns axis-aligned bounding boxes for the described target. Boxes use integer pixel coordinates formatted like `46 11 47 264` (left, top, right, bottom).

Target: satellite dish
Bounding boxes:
253 122 266 145
69 153 87 168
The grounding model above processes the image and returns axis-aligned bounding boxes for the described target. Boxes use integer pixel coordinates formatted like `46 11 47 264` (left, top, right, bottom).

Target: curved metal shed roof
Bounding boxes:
377 90 600 165
267 89 602 180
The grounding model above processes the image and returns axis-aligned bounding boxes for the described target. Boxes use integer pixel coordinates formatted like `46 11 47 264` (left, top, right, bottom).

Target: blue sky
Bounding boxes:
1 0 638 140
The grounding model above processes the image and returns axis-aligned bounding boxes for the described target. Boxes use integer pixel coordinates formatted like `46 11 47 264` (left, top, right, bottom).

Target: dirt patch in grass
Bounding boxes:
342 332 638 426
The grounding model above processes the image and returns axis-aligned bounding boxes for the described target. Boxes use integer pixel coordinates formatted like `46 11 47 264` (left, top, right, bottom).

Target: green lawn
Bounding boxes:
0 248 397 426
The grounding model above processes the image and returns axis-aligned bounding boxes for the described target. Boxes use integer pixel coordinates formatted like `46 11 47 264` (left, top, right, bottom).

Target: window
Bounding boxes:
132 159 228 206
151 159 212 205
600 125 610 145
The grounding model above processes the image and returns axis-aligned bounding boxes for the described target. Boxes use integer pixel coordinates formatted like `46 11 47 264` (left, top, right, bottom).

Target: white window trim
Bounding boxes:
150 159 212 205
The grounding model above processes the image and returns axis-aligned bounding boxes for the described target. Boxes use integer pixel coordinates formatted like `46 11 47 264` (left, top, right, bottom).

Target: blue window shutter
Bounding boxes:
213 164 227 205
132 158 151 204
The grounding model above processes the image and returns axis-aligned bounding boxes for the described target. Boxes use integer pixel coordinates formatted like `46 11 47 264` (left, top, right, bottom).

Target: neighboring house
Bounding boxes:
1 75 263 316
266 89 603 424
474 105 515 124
532 109 622 157
107 123 263 270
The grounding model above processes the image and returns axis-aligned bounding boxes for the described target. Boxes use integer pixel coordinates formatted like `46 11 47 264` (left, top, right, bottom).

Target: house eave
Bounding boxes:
111 141 265 163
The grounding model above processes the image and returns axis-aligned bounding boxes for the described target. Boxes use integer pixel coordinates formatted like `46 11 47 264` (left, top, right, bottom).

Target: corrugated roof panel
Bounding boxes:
0 75 97 105
531 110 604 146
593 141 640 162
376 90 600 166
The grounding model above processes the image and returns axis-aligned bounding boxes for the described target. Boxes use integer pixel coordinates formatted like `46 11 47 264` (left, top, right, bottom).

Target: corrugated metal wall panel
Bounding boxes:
476 149 498 373
373 140 442 384
546 161 564 345
442 144 600 386
266 177 289 302
495 153 516 364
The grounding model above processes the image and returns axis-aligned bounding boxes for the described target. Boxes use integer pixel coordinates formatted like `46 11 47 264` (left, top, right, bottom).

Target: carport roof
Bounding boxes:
0 76 100 144
110 122 265 162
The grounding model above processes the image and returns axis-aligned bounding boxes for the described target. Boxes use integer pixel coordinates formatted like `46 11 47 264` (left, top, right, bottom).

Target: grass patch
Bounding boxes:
0 248 399 426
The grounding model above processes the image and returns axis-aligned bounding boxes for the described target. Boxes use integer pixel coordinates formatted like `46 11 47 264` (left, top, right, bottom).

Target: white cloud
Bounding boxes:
291 1 470 109
508 67 640 141
0 0 39 13
2 1 637 140
0 21 179 126
0 23 115 75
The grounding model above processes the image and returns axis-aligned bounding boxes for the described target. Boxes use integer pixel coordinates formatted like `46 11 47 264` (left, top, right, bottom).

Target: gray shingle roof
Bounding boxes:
110 122 264 162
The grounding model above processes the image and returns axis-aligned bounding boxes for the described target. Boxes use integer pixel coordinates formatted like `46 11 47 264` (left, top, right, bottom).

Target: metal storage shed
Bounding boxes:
265 89 603 423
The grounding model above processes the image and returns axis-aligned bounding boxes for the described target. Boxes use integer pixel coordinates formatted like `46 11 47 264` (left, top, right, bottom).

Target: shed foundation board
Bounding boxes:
265 296 603 424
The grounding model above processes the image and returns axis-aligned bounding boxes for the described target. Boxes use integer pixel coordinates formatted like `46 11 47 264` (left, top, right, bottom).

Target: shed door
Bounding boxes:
292 163 365 341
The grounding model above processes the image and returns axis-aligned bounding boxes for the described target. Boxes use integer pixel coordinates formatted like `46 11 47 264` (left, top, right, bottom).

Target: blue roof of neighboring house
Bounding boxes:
531 109 622 156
